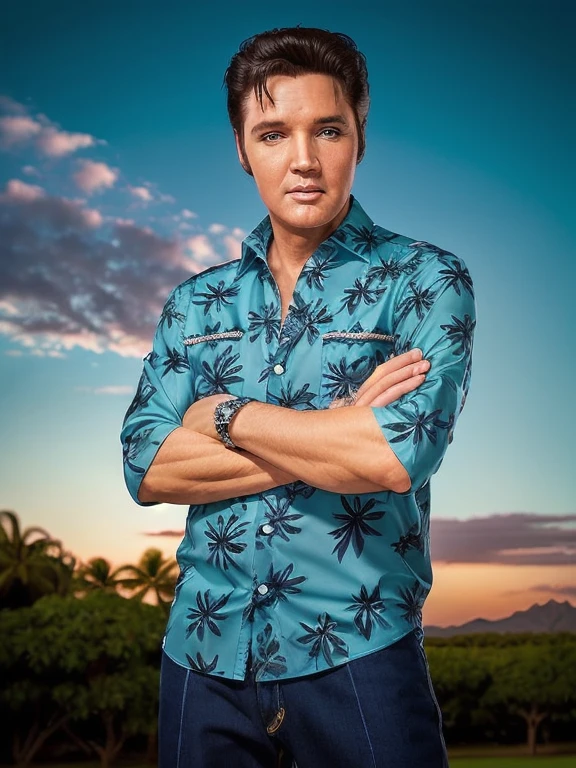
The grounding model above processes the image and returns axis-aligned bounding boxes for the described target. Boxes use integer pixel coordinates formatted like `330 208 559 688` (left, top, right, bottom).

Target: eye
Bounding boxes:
319 128 341 138
262 132 282 142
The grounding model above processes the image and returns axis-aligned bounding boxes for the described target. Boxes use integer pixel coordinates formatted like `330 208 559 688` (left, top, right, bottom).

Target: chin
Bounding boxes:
277 197 339 225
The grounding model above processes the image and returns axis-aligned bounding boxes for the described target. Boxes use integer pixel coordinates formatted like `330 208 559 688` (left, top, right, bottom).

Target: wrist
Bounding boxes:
214 396 258 449
227 399 261 447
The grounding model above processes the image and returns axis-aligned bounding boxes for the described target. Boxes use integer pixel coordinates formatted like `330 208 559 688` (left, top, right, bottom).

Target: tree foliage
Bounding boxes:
0 591 166 767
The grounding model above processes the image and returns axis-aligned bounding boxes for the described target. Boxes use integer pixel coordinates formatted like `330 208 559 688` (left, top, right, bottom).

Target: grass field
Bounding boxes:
6 744 576 767
9 757 576 768
450 758 576 767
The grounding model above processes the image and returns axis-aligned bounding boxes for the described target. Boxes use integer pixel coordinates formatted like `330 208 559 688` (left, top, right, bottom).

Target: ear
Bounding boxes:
233 129 250 174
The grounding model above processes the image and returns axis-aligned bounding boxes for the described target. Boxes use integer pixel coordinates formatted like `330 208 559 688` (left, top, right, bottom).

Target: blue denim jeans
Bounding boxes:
158 628 449 767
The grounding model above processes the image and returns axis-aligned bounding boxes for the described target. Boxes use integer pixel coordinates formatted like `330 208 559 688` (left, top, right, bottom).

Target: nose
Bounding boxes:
289 133 320 174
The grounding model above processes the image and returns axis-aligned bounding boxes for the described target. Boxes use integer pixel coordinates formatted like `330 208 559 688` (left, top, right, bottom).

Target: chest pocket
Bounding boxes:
184 330 245 399
319 330 396 408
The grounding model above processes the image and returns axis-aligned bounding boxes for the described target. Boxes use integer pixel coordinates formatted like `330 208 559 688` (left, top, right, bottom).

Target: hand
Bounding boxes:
182 393 236 439
329 349 430 409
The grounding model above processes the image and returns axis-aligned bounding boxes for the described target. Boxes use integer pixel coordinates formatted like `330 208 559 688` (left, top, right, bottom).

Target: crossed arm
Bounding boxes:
123 253 475 508
137 350 429 505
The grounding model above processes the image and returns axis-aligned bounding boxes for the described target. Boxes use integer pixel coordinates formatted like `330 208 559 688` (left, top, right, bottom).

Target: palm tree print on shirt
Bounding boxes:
252 623 288 679
391 523 424 556
366 253 424 284
279 291 333 350
297 612 349 668
334 223 396 256
191 279 240 315
160 347 190 377
256 495 303 548
246 563 306 622
436 255 474 297
185 651 225 675
267 381 318 409
396 281 437 323
337 276 387 315
247 302 281 343
321 354 376 401
204 513 248 570
159 293 186 329
384 402 450 446
197 344 244 395
396 580 428 628
122 429 159 476
329 496 386 562
440 313 476 356
346 584 391 640
185 589 232 641
123 370 156 421
300 249 340 290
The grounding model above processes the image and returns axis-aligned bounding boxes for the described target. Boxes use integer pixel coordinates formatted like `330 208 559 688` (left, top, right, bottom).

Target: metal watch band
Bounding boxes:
214 397 256 448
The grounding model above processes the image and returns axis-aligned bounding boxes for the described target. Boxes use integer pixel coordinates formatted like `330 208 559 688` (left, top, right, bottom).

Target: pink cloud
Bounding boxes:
36 126 98 157
431 512 576 566
0 115 42 148
81 207 103 228
0 96 105 158
185 234 217 262
223 234 242 261
128 185 153 202
73 159 119 194
0 178 45 202
0 192 212 356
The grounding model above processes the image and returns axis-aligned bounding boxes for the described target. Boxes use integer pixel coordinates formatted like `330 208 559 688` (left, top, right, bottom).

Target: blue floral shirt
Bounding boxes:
120 194 475 681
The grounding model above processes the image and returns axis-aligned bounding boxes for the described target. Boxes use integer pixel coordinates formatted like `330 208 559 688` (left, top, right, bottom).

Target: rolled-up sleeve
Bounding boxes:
370 249 476 493
120 284 191 506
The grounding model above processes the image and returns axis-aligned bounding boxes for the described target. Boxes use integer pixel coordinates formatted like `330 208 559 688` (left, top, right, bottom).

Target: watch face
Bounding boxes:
214 397 252 447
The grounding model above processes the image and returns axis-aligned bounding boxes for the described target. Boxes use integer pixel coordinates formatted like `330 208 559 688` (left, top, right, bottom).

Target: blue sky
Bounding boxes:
0 0 574 625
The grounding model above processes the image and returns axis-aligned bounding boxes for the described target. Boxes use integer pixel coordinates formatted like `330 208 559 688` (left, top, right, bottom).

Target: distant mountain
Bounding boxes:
424 599 576 637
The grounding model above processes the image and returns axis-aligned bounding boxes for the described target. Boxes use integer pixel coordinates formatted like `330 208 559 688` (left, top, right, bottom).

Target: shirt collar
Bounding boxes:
236 193 373 279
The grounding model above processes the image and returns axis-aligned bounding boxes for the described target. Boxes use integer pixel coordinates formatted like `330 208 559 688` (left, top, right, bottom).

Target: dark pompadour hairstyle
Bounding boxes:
222 26 370 176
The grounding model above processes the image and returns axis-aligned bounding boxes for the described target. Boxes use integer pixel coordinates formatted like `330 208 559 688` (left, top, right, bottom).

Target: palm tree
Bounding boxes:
0 510 76 608
73 555 127 596
114 547 178 613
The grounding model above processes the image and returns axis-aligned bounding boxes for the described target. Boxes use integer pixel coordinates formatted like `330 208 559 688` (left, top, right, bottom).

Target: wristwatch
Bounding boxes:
214 396 257 448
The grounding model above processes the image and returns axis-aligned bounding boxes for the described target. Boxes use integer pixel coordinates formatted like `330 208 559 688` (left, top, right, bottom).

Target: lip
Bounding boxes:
288 185 324 192
288 189 324 202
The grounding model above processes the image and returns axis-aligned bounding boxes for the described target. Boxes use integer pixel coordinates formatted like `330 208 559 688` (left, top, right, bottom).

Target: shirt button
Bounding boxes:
273 363 285 375
260 523 274 535
257 584 269 595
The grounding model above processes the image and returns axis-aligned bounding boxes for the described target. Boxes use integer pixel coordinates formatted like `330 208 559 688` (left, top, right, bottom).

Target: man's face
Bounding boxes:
235 73 359 235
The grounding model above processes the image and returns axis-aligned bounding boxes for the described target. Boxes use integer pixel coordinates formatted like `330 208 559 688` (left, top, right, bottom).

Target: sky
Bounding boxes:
0 0 574 627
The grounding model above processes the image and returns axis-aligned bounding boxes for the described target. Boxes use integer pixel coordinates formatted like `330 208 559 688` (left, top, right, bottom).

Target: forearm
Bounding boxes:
138 426 298 505
229 401 410 494
139 418 392 505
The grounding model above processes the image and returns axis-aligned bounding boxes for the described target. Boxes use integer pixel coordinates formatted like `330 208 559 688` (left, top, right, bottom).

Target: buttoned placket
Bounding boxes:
239 246 318 681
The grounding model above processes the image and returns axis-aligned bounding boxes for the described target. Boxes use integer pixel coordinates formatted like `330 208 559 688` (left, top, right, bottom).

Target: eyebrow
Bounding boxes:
250 114 349 136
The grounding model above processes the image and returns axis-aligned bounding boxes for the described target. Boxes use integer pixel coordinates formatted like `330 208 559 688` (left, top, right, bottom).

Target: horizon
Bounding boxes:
0 0 574 628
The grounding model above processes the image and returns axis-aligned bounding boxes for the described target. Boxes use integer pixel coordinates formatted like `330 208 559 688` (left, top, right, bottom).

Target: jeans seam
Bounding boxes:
176 669 190 768
417 644 449 767
346 663 377 768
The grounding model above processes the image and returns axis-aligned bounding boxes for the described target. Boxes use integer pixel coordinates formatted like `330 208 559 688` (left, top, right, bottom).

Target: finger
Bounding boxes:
355 359 430 406
367 374 427 408
354 349 424 399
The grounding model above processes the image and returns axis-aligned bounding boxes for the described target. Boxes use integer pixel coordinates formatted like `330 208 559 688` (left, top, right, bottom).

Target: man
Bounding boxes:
120 26 475 768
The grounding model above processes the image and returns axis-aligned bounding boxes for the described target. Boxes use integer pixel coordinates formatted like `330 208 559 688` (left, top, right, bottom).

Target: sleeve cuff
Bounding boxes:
123 421 181 506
